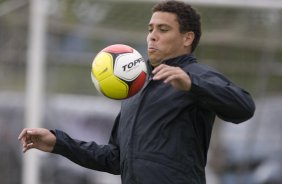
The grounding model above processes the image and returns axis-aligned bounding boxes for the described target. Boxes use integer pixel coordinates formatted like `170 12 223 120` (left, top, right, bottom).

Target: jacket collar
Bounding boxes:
146 54 197 79
162 54 197 67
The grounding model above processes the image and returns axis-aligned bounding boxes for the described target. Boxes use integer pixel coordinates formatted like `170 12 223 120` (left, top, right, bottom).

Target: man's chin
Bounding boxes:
149 59 162 67
148 56 161 67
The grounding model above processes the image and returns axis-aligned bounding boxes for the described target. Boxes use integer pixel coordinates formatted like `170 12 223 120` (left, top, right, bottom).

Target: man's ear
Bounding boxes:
183 31 195 47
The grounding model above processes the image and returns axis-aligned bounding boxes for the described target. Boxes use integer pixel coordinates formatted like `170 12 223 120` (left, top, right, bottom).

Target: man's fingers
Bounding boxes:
163 74 177 83
18 128 37 153
18 128 28 140
18 128 36 140
151 64 191 91
152 64 165 74
22 142 33 153
20 138 27 147
153 67 178 81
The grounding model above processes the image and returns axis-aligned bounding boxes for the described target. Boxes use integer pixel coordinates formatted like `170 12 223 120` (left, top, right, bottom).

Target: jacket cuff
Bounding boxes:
188 72 205 95
50 129 67 154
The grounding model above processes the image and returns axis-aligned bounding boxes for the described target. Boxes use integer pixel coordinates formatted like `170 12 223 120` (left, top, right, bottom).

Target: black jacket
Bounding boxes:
52 54 255 184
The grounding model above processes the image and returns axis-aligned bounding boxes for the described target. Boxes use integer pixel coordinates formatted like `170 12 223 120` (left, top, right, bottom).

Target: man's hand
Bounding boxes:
18 128 56 153
152 64 192 91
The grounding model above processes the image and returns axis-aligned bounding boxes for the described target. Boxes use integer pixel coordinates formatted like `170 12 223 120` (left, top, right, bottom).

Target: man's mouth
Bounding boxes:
148 47 157 53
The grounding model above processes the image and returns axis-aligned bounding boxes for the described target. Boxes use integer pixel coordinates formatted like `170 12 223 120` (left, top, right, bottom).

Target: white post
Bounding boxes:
23 0 48 184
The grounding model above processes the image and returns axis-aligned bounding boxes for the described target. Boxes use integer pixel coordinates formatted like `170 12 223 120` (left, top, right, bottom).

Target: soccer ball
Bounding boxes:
91 44 148 100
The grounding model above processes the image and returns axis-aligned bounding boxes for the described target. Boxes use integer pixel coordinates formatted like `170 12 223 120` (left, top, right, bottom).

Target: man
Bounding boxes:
19 1 255 183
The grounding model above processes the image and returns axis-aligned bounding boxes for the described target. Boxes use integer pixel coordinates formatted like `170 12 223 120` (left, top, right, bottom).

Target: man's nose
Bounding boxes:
148 32 157 42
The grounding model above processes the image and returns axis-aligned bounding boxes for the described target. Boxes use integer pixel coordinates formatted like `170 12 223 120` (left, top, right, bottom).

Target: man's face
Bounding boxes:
147 12 192 67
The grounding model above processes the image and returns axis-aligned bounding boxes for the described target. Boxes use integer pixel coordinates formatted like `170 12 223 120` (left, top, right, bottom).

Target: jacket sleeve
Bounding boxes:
51 113 121 175
187 64 255 123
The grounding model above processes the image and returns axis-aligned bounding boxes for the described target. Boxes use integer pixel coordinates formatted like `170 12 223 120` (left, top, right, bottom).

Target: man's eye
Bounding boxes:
160 29 168 32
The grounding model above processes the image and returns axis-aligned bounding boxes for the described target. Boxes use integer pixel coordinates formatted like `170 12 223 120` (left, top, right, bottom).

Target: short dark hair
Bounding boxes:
152 0 202 52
